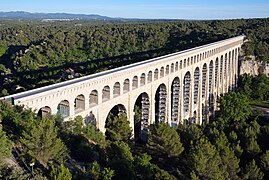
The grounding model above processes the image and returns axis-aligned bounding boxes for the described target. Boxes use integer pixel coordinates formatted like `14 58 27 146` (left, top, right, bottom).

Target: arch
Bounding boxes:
215 58 219 88
106 104 127 118
180 60 182 69
155 83 167 124
202 63 207 98
220 55 223 84
208 61 214 112
183 72 191 113
140 73 146 86
191 57 193 64
187 58 190 66
113 82 121 97
171 63 174 73
134 92 150 142
224 53 227 79
175 62 179 71
105 104 128 138
57 100 70 118
147 71 152 83
154 68 158 80
171 77 180 126
38 106 51 118
184 59 186 67
160 67 164 77
209 60 213 93
132 76 138 89
193 67 200 105
102 86 110 102
89 90 98 107
202 103 207 124
165 65 169 75
123 79 130 93
194 56 196 63
75 94 85 113
228 51 231 76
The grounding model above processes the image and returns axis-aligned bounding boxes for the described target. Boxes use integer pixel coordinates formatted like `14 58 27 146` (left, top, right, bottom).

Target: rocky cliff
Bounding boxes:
239 56 269 77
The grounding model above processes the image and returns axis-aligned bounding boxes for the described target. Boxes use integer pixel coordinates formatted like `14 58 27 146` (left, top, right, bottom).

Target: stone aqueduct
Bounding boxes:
1 36 244 135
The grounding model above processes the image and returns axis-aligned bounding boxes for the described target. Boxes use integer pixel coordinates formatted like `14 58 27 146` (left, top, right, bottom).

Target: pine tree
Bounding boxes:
187 137 227 180
147 123 184 158
20 116 67 168
0 124 12 159
50 164 72 180
242 160 264 180
105 113 132 141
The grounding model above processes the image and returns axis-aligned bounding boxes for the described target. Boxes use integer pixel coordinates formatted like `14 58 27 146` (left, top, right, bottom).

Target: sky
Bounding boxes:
1 0 269 20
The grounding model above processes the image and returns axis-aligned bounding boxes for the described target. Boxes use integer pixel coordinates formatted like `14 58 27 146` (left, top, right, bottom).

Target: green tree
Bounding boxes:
106 141 134 180
218 92 251 124
20 116 67 168
242 160 264 180
147 123 184 158
105 113 132 141
187 137 228 180
50 164 72 180
0 124 12 159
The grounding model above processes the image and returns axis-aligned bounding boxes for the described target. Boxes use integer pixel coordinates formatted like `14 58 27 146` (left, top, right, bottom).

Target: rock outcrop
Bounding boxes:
239 56 269 77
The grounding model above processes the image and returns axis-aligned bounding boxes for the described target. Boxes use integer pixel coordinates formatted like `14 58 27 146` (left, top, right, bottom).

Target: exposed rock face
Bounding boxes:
239 56 269 77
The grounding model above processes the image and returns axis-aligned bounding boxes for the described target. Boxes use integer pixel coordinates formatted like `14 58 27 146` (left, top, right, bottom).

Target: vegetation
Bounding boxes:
0 18 269 96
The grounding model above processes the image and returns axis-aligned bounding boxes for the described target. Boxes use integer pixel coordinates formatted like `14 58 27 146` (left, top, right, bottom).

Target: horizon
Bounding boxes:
0 0 269 20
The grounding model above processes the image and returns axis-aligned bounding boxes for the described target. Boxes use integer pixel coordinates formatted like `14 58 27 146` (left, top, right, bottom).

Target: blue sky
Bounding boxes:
1 0 269 19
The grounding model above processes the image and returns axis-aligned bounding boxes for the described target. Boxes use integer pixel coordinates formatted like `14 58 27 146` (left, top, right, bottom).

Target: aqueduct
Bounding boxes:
1 36 244 137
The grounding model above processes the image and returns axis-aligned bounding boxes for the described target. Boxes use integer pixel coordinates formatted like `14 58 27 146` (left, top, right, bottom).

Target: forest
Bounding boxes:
0 18 269 96
1 73 269 179
1 17 269 179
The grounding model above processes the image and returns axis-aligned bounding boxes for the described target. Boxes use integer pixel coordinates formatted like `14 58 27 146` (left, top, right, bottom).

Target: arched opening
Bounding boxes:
193 67 200 105
123 79 130 93
155 84 167 124
160 67 164 78
202 63 207 99
165 65 169 75
171 77 180 126
194 56 196 63
147 71 152 83
224 53 227 80
191 57 193 65
140 73 146 86
191 111 197 124
102 86 110 102
187 58 190 66
113 82 120 97
180 60 182 69
89 90 98 107
105 104 129 140
215 58 219 88
183 72 191 114
220 55 223 84
171 63 174 73
154 69 158 80
175 62 178 71
209 61 214 112
57 100 70 118
38 106 51 118
132 76 138 89
184 59 186 67
134 92 150 142
75 94 85 114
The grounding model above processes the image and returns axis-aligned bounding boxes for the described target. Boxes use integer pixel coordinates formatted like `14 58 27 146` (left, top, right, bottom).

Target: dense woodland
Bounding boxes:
0 18 269 96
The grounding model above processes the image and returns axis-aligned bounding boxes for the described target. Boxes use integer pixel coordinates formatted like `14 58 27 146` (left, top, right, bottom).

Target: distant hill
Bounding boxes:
0 11 116 20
